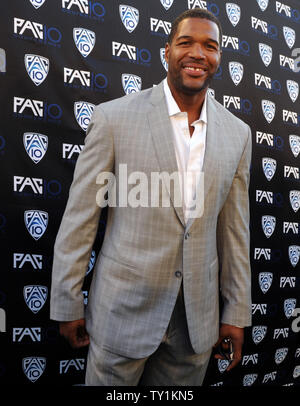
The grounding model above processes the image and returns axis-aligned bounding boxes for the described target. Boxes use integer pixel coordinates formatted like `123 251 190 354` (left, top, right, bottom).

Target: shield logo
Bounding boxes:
25 54 49 86
217 359 230 373
122 74 142 94
287 80 299 103
259 43 272 67
259 272 273 294
289 135 300 158
86 250 96 275
243 374 258 386
23 133 48 164
257 0 269 11
275 348 288 364
262 157 277 181
226 3 241 27
73 28 96 58
119 5 139 33
284 298 297 319
290 190 300 213
293 366 300 379
229 62 243 86
160 48 168 71
207 88 215 98
262 215 276 238
24 210 48 240
24 285 48 314
261 100 276 123
23 357 46 382
283 26 295 49
288 245 300 267
252 325 267 344
74 101 95 131
29 0 46 9
160 0 174 10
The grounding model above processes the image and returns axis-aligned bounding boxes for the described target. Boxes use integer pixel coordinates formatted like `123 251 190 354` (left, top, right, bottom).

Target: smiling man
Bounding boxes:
50 8 252 386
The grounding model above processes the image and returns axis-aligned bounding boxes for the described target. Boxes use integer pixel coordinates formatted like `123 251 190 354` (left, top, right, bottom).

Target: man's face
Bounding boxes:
165 18 221 95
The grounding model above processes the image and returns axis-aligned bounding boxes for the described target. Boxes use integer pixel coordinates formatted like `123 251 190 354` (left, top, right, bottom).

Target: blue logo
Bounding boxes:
243 374 258 386
73 28 96 57
29 0 46 9
287 80 299 103
289 135 300 157
284 298 297 319
74 101 95 131
257 0 269 12
259 43 272 67
229 61 243 86
275 348 288 364
23 133 48 164
23 357 46 382
262 157 277 181
252 325 267 344
283 26 295 49
262 99 275 123
160 48 168 71
289 245 300 267
24 285 48 313
24 210 48 240
160 0 174 10
259 272 273 293
290 190 300 212
122 74 141 94
25 54 49 86
226 3 241 27
262 215 276 238
119 5 139 33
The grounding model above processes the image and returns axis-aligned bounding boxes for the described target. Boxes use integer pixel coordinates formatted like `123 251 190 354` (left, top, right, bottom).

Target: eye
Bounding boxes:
177 40 191 46
206 43 218 50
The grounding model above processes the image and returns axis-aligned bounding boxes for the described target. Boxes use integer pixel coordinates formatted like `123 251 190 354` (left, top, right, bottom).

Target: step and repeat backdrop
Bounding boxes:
0 0 300 386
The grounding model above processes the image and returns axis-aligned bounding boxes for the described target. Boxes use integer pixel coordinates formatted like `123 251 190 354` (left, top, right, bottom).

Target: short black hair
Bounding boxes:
167 8 223 47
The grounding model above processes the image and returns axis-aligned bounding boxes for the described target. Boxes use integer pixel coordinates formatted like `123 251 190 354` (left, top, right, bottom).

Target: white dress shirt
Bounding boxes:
163 79 207 223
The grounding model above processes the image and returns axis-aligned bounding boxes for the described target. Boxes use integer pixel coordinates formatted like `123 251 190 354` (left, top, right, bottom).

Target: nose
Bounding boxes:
189 43 206 59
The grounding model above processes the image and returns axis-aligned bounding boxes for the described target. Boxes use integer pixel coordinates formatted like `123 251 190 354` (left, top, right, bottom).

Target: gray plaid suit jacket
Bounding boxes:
50 80 252 358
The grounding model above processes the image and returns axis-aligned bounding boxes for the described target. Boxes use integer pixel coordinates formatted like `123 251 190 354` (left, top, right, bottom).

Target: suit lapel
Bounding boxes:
147 82 185 227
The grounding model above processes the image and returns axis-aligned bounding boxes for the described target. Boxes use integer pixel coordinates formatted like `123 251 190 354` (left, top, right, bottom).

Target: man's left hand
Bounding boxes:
214 324 244 371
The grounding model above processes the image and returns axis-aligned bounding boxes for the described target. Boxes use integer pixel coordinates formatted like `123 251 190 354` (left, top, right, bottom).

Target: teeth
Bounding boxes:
185 66 203 71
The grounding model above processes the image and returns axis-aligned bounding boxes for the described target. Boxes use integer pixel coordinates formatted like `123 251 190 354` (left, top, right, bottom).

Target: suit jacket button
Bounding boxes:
185 233 190 240
175 270 182 278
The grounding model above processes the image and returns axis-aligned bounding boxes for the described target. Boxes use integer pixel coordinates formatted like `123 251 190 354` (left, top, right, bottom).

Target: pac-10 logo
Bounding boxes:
24 285 48 314
24 133 48 164
112 42 151 66
25 54 49 86
64 67 108 91
13 18 62 47
251 16 278 39
62 0 105 19
223 95 252 115
73 28 95 58
23 357 46 383
74 101 95 131
24 210 48 240
13 97 62 122
29 0 46 9
276 1 300 23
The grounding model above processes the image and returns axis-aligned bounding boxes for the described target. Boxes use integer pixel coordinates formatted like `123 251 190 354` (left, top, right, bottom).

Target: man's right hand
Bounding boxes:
59 319 90 348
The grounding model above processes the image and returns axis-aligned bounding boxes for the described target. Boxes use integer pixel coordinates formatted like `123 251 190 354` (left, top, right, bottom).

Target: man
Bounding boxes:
50 9 252 385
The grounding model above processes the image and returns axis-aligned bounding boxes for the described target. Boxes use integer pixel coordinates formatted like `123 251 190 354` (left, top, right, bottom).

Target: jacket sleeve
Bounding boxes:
50 105 114 321
217 125 252 328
